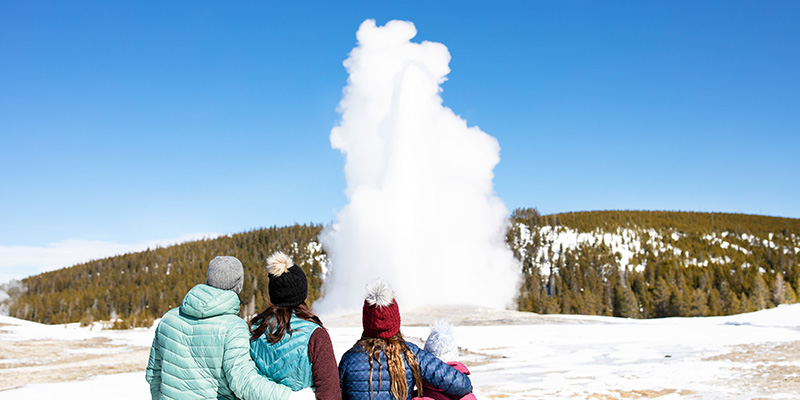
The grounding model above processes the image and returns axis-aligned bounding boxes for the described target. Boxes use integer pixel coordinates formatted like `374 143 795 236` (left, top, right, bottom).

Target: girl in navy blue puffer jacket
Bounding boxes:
338 279 473 400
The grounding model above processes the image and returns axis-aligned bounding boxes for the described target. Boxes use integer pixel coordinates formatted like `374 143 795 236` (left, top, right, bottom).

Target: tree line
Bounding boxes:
6 210 800 326
8 224 326 327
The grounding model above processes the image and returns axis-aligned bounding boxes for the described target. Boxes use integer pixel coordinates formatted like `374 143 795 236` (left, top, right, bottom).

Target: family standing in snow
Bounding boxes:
146 252 475 400
145 256 314 400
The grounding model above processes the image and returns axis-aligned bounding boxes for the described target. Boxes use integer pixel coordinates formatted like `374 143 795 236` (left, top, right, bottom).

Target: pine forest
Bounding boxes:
6 210 800 327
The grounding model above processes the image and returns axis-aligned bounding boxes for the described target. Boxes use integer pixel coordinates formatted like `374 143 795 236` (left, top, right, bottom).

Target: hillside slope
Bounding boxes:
511 209 800 317
7 224 327 326
5 210 800 325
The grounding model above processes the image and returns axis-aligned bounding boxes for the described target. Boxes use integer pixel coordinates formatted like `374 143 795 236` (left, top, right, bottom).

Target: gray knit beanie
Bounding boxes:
206 256 244 294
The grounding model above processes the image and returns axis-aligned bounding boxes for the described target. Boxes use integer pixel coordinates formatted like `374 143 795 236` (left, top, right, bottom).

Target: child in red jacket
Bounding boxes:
419 320 477 400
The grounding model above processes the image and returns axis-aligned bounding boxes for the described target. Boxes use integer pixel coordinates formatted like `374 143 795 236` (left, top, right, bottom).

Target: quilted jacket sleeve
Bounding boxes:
412 343 472 396
338 349 358 400
145 324 162 400
223 318 292 400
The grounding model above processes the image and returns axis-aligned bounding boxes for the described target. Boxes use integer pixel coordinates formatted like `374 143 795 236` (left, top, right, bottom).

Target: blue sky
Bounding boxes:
1 1 798 280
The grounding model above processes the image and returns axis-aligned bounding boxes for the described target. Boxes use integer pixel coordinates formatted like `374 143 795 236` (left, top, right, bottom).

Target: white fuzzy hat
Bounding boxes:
424 319 459 362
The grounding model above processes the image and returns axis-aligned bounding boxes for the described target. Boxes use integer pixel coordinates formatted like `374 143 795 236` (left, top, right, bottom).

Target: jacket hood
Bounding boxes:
180 284 241 319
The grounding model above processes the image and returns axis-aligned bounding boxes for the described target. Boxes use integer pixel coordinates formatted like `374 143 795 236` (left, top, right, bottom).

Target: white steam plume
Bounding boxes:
317 19 520 313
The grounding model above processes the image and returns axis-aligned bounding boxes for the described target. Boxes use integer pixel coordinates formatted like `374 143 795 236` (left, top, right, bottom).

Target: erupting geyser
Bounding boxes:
317 19 520 313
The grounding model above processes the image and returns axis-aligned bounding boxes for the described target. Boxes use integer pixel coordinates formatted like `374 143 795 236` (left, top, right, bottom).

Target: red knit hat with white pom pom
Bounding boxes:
362 279 401 339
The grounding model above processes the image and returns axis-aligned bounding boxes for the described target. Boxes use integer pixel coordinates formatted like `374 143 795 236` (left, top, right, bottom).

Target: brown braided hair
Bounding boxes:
249 302 323 343
356 331 423 400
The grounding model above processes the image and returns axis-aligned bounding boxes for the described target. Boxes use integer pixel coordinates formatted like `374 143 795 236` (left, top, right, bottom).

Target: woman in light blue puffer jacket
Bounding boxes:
146 256 314 400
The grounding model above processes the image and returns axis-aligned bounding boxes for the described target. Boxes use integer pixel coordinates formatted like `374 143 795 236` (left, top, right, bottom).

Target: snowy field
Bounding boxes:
1 305 799 399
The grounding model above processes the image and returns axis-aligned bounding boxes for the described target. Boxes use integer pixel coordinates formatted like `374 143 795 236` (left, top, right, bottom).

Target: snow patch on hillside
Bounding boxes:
514 224 800 277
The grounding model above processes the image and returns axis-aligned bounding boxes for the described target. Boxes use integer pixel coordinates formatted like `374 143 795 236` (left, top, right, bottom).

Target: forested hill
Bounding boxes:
7 224 327 328
6 210 800 326
510 210 800 317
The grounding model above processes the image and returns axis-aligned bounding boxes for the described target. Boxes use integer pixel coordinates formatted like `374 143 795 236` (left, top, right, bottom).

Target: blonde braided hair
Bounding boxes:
357 331 423 399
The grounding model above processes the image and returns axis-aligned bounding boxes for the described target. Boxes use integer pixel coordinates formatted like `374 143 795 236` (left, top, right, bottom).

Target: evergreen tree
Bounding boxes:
612 275 638 318
654 278 672 318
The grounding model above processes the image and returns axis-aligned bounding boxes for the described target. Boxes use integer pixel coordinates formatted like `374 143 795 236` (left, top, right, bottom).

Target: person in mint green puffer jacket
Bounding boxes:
146 256 314 400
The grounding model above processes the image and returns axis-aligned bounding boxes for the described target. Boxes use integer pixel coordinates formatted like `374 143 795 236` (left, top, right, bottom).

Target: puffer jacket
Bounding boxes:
339 341 472 400
146 284 290 400
250 315 319 390
421 362 477 400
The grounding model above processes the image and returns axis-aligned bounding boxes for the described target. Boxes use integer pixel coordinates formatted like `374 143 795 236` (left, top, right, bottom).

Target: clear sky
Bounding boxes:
1 1 798 281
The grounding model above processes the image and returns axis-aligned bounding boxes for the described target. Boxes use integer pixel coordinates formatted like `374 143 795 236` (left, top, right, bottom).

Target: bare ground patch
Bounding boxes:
459 346 505 368
704 340 800 397
584 388 696 400
0 337 149 391
573 342 800 399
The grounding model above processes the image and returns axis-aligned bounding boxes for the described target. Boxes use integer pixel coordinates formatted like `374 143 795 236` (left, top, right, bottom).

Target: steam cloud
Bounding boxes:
317 20 520 313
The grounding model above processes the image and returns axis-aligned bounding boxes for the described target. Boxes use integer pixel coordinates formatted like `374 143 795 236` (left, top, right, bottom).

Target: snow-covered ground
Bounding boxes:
1 305 799 399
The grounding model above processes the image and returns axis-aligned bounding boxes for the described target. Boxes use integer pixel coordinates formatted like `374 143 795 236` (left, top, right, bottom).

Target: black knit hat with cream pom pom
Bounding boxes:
266 251 308 307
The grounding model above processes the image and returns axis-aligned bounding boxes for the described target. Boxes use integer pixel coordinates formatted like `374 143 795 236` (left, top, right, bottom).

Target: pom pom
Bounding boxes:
365 278 395 308
266 251 294 277
425 319 459 361
429 319 455 339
